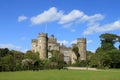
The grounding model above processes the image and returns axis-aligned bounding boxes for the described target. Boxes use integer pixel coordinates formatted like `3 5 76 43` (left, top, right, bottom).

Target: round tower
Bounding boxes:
38 33 48 59
77 38 86 60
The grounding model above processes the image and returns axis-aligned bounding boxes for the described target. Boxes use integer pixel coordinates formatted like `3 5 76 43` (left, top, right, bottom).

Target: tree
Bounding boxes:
100 33 118 45
93 33 120 69
50 50 59 62
0 48 9 57
108 49 120 68
24 50 40 61
72 47 80 61
49 50 65 69
1 54 15 71
100 33 118 50
90 52 112 69
22 59 34 70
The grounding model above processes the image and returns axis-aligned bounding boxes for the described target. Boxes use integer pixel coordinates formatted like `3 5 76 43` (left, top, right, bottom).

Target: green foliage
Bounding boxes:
49 50 66 69
72 47 80 61
24 50 40 61
71 60 87 67
91 33 120 69
100 33 118 45
0 48 25 71
0 48 9 57
107 49 120 68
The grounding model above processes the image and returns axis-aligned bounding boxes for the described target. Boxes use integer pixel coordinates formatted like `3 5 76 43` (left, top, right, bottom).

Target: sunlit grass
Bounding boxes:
0 69 120 80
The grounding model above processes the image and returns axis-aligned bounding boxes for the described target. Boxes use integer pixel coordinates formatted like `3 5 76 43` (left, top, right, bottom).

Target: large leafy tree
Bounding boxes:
107 50 120 68
24 50 40 61
0 48 9 57
100 33 118 50
98 33 120 50
94 33 120 69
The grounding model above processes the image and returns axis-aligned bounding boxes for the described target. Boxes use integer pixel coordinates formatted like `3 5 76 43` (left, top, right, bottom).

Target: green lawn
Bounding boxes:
0 69 120 80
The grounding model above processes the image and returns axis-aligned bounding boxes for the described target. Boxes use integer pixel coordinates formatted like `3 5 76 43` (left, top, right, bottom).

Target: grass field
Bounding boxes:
0 69 120 80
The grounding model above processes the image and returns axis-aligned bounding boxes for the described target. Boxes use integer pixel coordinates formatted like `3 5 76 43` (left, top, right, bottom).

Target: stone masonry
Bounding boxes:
32 32 86 64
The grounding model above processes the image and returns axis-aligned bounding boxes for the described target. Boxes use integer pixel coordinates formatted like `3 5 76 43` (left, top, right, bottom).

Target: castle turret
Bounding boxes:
77 38 86 60
38 33 48 59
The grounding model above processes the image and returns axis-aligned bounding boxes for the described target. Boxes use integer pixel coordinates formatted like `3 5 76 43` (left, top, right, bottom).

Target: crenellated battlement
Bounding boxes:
32 39 37 43
77 38 86 43
38 33 48 38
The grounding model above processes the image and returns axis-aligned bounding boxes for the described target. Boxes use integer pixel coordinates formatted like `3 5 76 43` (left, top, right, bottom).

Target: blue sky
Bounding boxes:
0 0 120 52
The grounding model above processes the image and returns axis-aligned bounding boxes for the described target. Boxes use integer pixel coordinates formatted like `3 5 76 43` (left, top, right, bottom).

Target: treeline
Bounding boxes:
0 49 66 72
89 33 120 69
73 33 120 69
0 33 120 71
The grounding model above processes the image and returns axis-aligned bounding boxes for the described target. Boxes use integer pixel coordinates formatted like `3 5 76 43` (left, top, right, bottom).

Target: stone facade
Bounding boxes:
32 33 86 64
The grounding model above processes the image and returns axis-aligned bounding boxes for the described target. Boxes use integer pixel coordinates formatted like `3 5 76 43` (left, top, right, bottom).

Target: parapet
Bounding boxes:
72 44 77 48
38 33 48 37
77 38 86 43
32 39 38 43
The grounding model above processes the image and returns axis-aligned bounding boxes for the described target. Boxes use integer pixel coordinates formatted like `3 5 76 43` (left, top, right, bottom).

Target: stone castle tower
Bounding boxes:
32 33 48 59
77 38 86 60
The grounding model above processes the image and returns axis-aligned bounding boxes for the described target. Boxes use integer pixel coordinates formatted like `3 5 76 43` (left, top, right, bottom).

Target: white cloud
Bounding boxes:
30 7 104 27
0 43 21 50
79 14 104 23
18 15 28 22
57 40 69 45
70 40 77 44
87 40 93 44
21 37 26 41
29 7 120 35
89 49 95 53
31 7 63 25
0 43 30 53
84 20 120 35
63 23 73 28
59 10 84 24
71 29 76 32
21 49 29 53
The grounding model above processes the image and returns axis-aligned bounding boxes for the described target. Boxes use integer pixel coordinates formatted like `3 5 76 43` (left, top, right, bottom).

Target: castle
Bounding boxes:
32 33 86 64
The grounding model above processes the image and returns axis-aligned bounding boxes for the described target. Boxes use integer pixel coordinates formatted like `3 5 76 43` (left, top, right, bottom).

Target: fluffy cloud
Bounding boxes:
70 39 92 44
29 7 120 35
70 40 77 44
59 10 84 24
57 40 69 45
0 43 21 50
87 40 93 44
30 7 104 26
79 14 104 23
84 20 120 35
31 7 63 25
0 43 29 52
71 29 76 32
18 15 28 22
